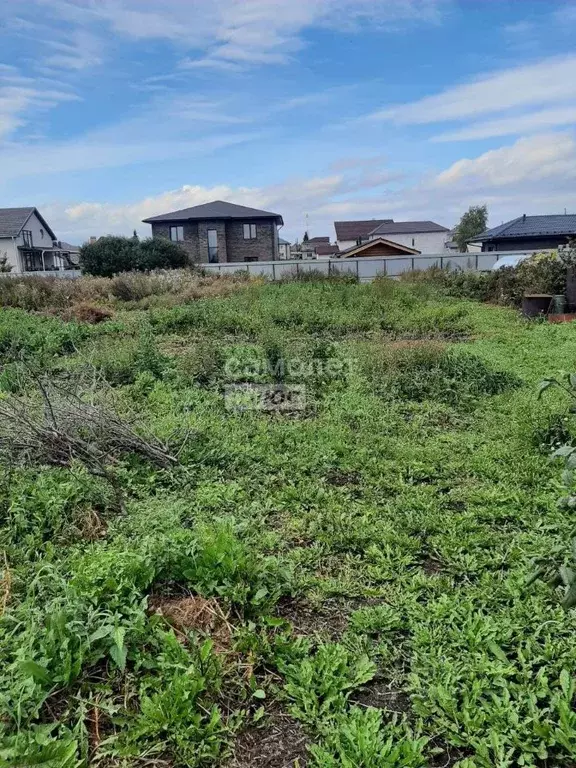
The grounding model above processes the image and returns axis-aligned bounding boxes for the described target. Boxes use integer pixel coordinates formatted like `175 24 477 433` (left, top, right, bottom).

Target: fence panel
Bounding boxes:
357 259 387 281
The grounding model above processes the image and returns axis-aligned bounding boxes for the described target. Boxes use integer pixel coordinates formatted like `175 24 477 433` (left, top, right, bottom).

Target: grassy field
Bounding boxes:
2 275 576 767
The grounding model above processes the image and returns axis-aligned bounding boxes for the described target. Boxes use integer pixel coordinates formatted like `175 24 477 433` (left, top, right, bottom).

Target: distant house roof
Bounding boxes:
143 199 283 225
315 243 340 256
278 237 291 245
334 219 393 241
473 214 576 242
308 236 330 243
341 238 420 258
59 241 80 252
0 207 56 240
369 220 449 236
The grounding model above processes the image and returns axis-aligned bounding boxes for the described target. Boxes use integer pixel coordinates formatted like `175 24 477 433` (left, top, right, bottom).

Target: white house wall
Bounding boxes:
15 211 53 250
0 238 19 271
369 231 448 252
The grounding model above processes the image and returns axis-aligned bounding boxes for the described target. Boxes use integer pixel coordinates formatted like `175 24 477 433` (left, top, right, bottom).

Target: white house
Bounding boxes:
334 218 450 254
0 207 79 274
278 237 292 260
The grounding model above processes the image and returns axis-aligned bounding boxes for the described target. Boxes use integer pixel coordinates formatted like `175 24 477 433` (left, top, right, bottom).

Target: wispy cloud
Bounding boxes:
0 65 79 140
43 30 104 71
370 54 576 124
37 0 448 69
433 106 576 142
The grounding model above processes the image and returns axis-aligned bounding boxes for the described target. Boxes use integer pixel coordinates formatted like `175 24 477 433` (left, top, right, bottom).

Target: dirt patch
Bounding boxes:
226 710 308 768
149 595 233 652
325 469 361 487
277 596 384 640
278 597 351 639
352 678 411 715
428 742 473 768
420 557 444 576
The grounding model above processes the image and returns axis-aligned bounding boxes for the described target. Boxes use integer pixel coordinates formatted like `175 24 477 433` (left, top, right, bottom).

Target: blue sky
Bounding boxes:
1 0 576 243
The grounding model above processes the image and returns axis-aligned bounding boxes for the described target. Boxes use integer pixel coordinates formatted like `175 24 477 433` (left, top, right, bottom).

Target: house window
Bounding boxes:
22 230 33 247
243 223 257 239
40 228 44 239
412 238 415 247
245 256 258 263
208 229 219 263
170 226 184 242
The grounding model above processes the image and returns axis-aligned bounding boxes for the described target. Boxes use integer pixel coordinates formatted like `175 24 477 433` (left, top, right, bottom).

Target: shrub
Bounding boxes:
80 236 187 277
138 237 188 271
405 253 566 307
80 236 137 277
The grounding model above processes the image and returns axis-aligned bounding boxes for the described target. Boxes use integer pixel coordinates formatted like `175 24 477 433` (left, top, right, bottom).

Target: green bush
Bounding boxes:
80 236 187 277
406 253 566 307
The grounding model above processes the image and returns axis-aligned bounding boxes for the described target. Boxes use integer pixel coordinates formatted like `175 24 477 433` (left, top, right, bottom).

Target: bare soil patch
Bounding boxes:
226 709 308 768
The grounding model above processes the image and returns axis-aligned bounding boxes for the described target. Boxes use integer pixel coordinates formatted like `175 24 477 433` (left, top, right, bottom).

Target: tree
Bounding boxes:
453 205 488 252
303 231 309 242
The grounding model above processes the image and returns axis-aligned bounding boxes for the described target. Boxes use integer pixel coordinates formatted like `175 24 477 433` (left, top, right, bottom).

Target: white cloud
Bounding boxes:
371 54 576 124
433 106 576 142
435 133 576 187
0 77 79 141
39 0 447 68
44 31 103 71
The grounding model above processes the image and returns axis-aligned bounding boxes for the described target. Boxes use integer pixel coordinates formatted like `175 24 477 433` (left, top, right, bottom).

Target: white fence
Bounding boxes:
0 250 543 282
1 269 82 279
202 251 539 282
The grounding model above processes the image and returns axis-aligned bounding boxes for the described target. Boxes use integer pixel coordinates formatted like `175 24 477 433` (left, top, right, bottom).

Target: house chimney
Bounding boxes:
89 236 97 244
523 214 526 220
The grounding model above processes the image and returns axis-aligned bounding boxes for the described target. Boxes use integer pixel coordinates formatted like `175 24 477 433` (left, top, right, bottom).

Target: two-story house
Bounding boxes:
143 200 284 264
0 207 79 274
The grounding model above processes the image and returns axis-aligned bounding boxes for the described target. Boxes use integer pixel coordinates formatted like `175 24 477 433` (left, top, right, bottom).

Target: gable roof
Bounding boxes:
308 236 330 243
369 220 449 236
143 199 283 225
473 214 576 242
0 207 56 240
334 219 393 241
278 237 291 245
341 238 420 258
315 243 340 256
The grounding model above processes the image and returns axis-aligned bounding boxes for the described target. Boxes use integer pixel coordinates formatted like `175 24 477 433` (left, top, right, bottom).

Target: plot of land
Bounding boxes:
1 274 576 766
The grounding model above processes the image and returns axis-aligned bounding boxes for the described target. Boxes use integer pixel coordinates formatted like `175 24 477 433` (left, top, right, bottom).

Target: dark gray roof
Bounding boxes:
143 199 283 225
369 220 449 236
0 207 56 240
278 237 291 245
473 214 576 242
308 236 330 243
334 219 393 241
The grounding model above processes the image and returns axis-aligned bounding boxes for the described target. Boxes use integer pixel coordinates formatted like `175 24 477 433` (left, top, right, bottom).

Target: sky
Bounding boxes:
1 0 576 244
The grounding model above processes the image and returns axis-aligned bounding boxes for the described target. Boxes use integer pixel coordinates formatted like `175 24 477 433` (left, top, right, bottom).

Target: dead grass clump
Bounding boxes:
149 595 233 652
0 553 11 617
65 302 113 324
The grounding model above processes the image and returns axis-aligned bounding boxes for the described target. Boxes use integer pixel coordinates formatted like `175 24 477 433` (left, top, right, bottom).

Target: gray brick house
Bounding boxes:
143 200 284 264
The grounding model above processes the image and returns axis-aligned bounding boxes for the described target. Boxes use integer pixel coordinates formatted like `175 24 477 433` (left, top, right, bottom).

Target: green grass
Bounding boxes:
2 278 576 767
